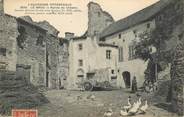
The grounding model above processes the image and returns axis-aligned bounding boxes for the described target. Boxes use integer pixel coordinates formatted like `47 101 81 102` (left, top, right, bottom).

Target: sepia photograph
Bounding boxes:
0 0 183 117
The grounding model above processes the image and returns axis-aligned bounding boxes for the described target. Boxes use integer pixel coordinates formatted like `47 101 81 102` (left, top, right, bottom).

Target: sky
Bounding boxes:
4 0 159 37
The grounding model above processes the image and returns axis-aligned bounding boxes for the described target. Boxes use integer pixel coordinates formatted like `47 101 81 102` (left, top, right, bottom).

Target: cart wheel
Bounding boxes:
103 81 110 88
84 82 93 91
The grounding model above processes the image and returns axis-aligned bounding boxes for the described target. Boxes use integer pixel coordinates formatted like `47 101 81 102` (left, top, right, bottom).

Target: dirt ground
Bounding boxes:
35 89 179 117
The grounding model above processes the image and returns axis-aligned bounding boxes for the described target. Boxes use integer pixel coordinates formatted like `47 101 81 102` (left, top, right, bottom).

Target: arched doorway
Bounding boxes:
122 71 131 88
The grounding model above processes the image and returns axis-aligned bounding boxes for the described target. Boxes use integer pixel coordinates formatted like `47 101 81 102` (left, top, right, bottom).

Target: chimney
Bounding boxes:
0 0 4 15
65 32 74 39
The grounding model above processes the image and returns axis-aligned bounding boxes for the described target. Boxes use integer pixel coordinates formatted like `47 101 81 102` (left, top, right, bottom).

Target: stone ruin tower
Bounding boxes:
87 2 114 37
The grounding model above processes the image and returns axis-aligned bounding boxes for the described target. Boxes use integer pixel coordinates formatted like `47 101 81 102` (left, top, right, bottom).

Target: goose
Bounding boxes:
128 102 140 115
123 97 132 111
104 108 113 117
139 100 148 114
136 97 142 107
120 108 128 116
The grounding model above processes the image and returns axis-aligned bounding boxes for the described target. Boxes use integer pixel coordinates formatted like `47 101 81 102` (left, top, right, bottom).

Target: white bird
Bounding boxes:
128 102 140 115
120 109 128 116
139 100 148 114
136 97 142 107
104 109 113 117
123 97 132 111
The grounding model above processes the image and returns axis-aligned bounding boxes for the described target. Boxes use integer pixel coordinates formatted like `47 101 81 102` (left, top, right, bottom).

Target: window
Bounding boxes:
78 44 83 50
118 34 121 39
119 47 123 62
78 59 83 66
129 45 136 60
106 50 111 59
147 23 150 28
36 35 44 46
111 70 114 74
0 48 6 56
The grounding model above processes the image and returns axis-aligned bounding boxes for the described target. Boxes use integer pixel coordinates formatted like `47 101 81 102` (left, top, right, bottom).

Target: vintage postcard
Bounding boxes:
0 0 183 117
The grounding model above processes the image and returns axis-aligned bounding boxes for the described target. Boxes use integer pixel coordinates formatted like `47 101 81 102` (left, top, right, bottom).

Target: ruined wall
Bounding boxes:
38 21 59 37
154 0 184 115
58 39 69 89
171 41 184 116
87 2 114 37
0 14 18 71
16 18 47 87
45 34 59 89
38 21 60 89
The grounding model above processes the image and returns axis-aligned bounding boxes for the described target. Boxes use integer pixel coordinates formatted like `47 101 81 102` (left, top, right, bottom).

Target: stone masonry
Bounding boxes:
0 14 18 72
58 38 69 89
0 0 3 15
16 16 47 87
171 41 184 116
38 21 60 89
87 2 114 37
16 16 69 89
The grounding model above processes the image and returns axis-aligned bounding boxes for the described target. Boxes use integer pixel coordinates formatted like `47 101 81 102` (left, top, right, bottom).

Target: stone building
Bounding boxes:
99 2 162 88
68 34 118 90
38 21 61 89
152 0 183 115
0 2 69 89
98 0 181 88
67 2 118 90
0 14 18 72
0 1 49 113
16 16 47 87
16 16 69 89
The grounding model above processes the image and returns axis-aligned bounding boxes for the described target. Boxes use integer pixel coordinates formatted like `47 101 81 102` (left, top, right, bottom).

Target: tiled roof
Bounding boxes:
100 0 172 39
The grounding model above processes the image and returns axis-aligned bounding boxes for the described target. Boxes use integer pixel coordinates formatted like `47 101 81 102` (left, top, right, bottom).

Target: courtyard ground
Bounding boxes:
36 89 179 117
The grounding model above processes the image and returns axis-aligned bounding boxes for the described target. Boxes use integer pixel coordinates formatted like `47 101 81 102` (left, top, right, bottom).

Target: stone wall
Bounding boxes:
171 41 184 116
0 0 3 15
154 0 184 115
0 14 18 71
38 21 59 37
87 2 114 37
58 39 69 89
46 34 59 89
16 18 47 87
154 0 183 53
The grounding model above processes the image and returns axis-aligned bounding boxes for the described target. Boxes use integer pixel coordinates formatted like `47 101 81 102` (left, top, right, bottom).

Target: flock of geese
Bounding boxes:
104 97 148 117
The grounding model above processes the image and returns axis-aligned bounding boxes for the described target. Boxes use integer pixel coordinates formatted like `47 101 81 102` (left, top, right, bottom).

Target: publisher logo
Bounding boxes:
12 109 37 117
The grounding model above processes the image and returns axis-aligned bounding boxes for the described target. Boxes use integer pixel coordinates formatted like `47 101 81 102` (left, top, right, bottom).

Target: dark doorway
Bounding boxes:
122 71 131 88
46 72 49 87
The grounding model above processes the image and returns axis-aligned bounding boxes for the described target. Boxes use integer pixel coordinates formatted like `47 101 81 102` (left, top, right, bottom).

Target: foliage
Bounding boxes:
135 30 154 61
